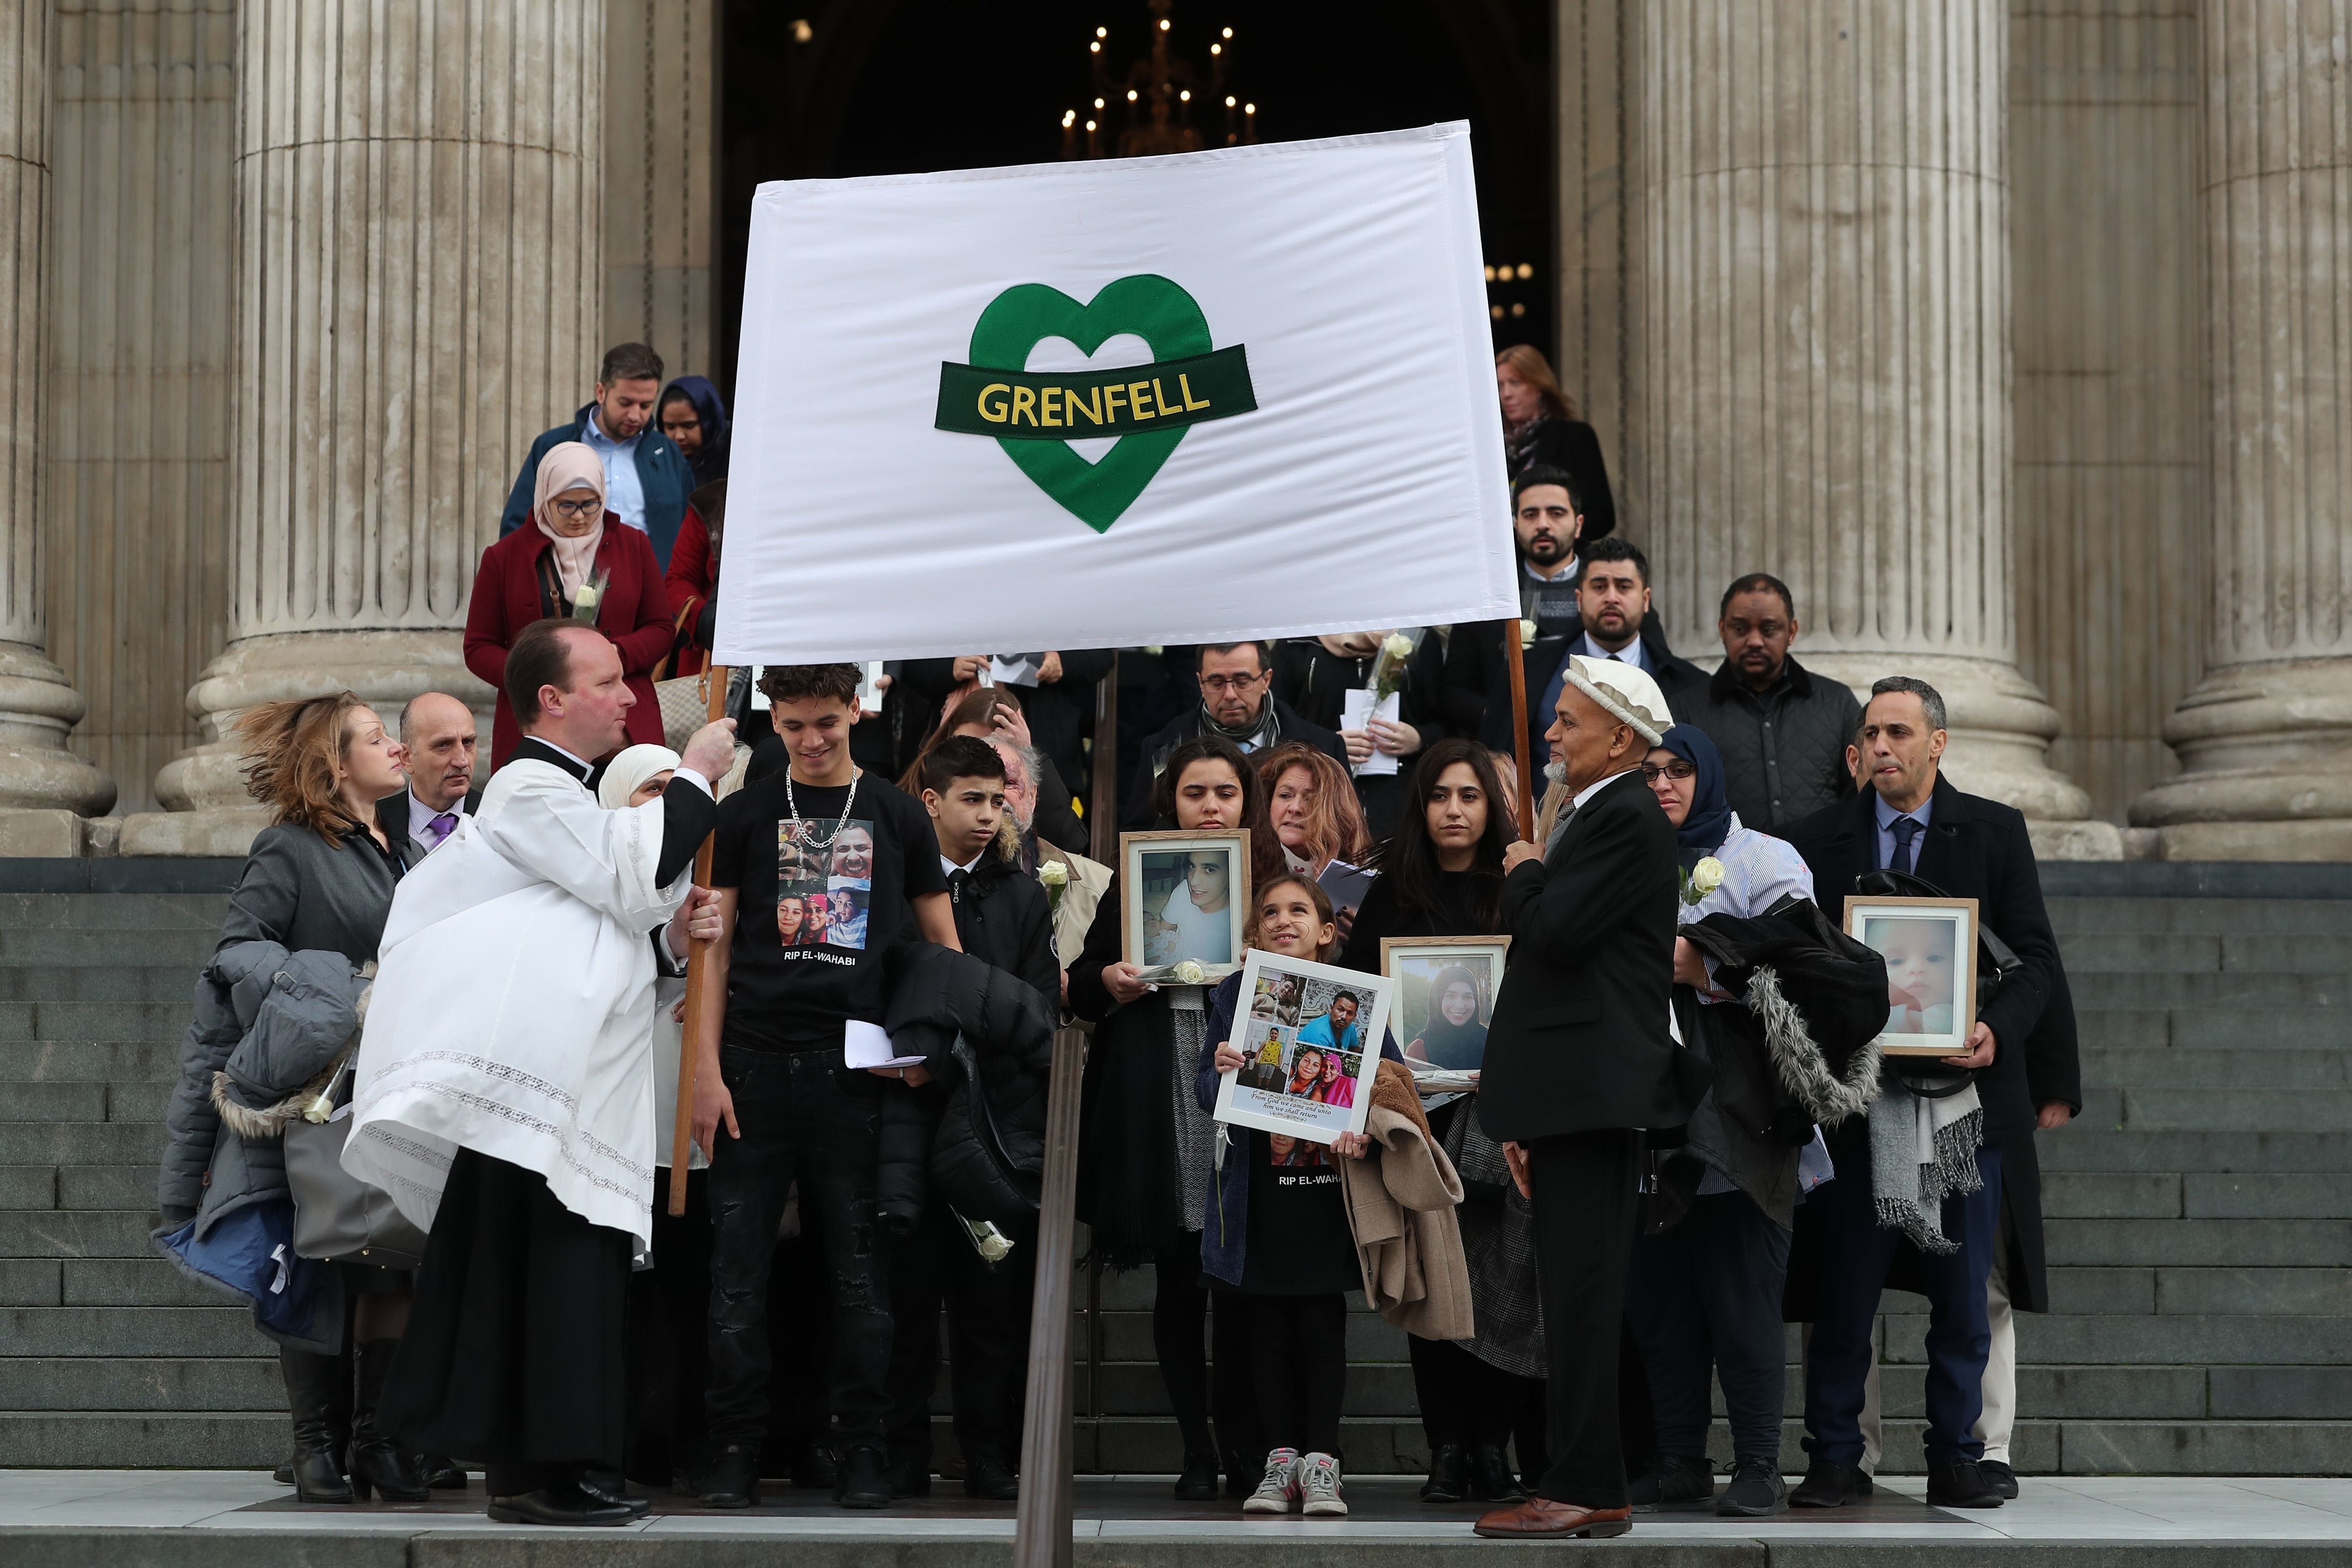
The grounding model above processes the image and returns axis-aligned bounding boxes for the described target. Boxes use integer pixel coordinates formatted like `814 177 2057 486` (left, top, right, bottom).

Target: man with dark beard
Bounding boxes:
1440 466 1585 744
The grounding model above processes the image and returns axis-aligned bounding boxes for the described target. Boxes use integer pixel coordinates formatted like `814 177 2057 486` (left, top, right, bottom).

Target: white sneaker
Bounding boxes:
1243 1447 1301 1514
1299 1452 1348 1517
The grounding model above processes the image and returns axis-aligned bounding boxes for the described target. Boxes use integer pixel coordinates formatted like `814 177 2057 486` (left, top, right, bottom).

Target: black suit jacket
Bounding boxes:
1120 696 1349 828
1782 774 2061 1144
1477 770 1700 1140
375 784 487 872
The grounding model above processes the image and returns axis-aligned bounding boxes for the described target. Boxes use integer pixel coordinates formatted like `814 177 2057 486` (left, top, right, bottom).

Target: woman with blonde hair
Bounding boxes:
156 691 448 1505
1495 344 1616 545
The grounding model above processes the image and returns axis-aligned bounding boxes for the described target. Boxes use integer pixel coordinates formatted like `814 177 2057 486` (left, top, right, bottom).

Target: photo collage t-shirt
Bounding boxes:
709 770 947 1051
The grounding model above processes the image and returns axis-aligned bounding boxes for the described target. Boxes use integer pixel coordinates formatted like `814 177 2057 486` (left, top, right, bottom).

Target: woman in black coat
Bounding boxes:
1497 344 1616 546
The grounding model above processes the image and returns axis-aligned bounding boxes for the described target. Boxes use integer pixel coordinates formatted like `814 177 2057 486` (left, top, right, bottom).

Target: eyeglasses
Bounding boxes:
1639 760 1697 784
1200 672 1267 694
551 498 603 520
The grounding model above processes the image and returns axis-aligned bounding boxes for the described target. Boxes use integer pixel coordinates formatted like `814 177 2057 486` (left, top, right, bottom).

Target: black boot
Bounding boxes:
417 1455 467 1490
1419 1444 1468 1504
1173 1449 1220 1502
1466 1443 1528 1503
279 1348 353 1504
345 1340 429 1502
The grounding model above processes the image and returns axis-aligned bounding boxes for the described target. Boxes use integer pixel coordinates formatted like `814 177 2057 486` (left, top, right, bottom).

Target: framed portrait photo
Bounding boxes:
1213 948 1395 1146
1844 895 1980 1058
1120 830 1251 981
1381 936 1509 1076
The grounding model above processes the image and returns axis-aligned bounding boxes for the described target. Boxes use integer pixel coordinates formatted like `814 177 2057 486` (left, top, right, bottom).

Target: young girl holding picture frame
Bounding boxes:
1201 873 1401 1518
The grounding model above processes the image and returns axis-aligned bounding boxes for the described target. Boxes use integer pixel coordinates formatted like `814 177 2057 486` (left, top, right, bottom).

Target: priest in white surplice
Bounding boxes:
346 618 735 1527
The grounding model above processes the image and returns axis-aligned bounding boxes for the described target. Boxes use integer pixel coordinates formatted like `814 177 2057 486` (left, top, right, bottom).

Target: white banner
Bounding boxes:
716 124 1517 666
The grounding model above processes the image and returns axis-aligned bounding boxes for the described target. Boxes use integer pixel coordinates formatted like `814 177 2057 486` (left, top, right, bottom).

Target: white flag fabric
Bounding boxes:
715 123 1517 666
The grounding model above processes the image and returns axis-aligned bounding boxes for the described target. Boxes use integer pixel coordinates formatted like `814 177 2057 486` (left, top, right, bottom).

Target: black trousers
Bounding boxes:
1525 1129 1643 1508
380 1148 630 1498
1411 1335 1547 1470
1626 1189 1792 1465
622 1167 713 1486
1228 1291 1347 1460
704 1046 894 1451
761 1224 838 1474
886 1199 1037 1468
1149 1228 1261 1465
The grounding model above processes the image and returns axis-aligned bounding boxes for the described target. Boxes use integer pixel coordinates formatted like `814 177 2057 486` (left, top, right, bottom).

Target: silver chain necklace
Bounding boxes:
784 765 860 850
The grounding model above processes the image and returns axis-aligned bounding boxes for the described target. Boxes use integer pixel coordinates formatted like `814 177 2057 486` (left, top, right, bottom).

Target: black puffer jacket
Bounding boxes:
876 942 1057 1234
1668 656 1862 832
1681 899 1891 1127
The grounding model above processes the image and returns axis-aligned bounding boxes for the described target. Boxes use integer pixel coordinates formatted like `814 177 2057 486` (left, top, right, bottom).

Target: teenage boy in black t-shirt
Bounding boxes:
691 664 957 1511
884 736 1058 1500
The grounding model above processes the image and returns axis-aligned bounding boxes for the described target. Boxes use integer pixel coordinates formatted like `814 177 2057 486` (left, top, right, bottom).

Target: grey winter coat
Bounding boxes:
156 941 369 1237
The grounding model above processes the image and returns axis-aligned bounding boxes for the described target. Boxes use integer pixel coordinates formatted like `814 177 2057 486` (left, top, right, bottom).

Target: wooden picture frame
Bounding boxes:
1212 948 1395 1145
1380 935 1510 1073
1119 829 1251 980
1843 894 1981 1059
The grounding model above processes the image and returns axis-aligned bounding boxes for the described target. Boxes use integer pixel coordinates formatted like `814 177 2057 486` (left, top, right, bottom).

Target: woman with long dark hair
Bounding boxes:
156 693 442 1505
1338 738 1541 1506
1069 734 1282 1500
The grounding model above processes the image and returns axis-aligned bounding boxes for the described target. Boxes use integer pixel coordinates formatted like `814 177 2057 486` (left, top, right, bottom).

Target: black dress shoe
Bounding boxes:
1629 1451 1713 1512
964 1451 1020 1500
486 1484 636 1526
1419 1443 1468 1504
790 1441 840 1490
1979 1459 2020 1499
1789 1459 1867 1509
1927 1460 2005 1509
1466 1444 1530 1504
699 1444 761 1509
1220 1447 1256 1499
273 1462 295 1487
1173 1449 1220 1501
575 1469 652 1517
418 1455 467 1490
1716 1457 1788 1518
836 1444 892 1509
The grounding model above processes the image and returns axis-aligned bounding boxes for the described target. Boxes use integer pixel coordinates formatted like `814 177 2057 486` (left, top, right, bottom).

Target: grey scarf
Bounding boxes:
1199 699 1281 755
1866 1071 1983 1254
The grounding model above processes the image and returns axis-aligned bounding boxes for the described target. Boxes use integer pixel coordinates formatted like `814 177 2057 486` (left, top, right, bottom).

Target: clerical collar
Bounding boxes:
526 736 594 777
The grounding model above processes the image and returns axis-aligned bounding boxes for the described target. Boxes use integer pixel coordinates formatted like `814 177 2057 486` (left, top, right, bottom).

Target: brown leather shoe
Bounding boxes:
1473 1498 1633 1538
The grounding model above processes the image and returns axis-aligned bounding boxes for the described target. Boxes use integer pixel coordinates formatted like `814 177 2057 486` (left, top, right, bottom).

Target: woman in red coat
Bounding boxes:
464 441 675 766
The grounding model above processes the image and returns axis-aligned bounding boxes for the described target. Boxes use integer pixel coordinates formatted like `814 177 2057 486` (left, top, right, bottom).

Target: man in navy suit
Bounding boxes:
1780 677 2059 1512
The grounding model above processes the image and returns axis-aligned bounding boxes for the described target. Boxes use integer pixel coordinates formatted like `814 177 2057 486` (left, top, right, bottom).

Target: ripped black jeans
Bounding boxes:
704 1045 894 1452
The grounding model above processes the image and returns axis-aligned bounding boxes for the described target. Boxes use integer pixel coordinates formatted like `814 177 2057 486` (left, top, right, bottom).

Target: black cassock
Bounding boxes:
380 738 715 1495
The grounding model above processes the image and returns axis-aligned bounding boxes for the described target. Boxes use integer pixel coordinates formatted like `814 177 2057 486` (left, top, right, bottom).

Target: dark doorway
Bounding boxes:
716 0 1553 393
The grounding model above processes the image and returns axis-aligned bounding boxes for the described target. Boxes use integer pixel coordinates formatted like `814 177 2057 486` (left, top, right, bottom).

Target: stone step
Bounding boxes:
2043 1172 2352 1223
2036 1265 2352 1316
0 1002 189 1045
2040 1129 2351 1176
0 1257 230 1307
2055 931 2352 974
2080 1047 2349 1091
2122 1088 2352 1132
2072 971 2346 1010
0 1120 161 1165
2042 1217 2352 1267
0 1082 171 1126
2048 896 2352 934
1880 1312 2352 1365
0 1208 165 1257
2 1307 274 1358
0 1356 283 1411
0 1410 285 1468
0 928 216 968
0 894 225 931
2081 1009 2351 1050
0 968 194 1003
0 1040 178 1084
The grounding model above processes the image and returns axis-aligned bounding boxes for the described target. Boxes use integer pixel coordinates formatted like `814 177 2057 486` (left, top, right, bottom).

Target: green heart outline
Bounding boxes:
968 274 1213 533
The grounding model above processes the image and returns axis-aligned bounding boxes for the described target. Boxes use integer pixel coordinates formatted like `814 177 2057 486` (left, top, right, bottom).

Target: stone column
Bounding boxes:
604 0 716 373
1637 0 2117 859
0 0 115 847
2131 2 2352 861
127 0 604 854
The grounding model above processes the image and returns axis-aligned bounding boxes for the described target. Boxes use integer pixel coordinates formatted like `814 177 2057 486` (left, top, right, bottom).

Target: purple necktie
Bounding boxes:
423 811 458 851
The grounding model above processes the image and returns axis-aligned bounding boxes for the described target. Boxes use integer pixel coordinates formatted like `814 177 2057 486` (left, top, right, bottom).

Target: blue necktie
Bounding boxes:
1890 815 1921 875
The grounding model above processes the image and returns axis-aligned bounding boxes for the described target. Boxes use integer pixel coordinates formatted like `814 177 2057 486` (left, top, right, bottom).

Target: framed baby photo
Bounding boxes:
1120 830 1251 981
1214 948 1395 1146
1381 936 1510 1074
1843 895 1980 1059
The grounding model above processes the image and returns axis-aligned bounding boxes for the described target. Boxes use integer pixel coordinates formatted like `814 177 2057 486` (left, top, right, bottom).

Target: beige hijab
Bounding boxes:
533 442 607 601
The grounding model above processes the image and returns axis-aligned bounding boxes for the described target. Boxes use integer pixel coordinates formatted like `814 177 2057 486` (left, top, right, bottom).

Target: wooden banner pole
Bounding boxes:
1503 620 1536 840
667 663 732 1219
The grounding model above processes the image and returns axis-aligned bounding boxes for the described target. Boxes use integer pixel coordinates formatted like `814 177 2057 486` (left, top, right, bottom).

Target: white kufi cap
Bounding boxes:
1562 655 1669 746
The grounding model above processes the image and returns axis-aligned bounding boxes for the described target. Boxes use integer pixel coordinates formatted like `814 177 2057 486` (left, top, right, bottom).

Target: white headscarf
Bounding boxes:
597 744 682 810
533 441 607 602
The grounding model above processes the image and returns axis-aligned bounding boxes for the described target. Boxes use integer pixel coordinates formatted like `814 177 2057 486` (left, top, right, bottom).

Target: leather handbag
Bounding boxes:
281 1065 430 1269
653 665 750 752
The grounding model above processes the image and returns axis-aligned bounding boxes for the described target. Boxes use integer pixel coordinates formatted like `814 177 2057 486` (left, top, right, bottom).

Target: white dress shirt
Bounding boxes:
581 410 648 536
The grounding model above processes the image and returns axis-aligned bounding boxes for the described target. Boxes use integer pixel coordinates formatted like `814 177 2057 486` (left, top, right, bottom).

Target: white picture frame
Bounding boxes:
1381 935 1510 1073
1212 948 1395 1146
1120 830 1251 982
1843 895 1981 1059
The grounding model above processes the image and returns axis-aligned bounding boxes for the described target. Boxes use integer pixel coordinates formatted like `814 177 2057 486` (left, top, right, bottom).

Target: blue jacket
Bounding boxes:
499 403 696 569
1195 971 1401 1288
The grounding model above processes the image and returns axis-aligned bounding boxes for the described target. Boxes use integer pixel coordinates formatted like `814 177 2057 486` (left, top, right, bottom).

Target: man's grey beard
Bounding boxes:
1544 759 1566 788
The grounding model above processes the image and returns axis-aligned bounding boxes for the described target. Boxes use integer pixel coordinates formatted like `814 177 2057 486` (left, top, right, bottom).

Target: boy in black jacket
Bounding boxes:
884 736 1057 1500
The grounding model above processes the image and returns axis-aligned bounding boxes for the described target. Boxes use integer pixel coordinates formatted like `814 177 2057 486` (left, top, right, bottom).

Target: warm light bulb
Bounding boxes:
1127 88 1138 101
790 17 813 43
1223 27 1234 37
1483 264 1496 281
1224 94 1236 107
1179 89 1190 101
1089 40 1100 52
1511 302 1527 317
1063 110 1076 127
1244 102 1256 113
1096 25 1107 37
1490 305 1504 320
1517 263 1533 279
1209 43 1220 55
1095 97 1105 108
1085 119 1097 131
1159 17 1170 28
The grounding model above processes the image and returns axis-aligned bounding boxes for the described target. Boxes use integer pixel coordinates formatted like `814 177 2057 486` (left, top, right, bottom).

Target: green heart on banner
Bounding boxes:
938 274 1257 533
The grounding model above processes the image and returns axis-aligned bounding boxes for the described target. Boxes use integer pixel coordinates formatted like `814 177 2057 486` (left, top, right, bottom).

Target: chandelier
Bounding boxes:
1061 0 1253 160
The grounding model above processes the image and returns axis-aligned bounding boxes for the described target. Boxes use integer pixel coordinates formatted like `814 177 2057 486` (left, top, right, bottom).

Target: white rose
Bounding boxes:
1691 857 1727 896
1038 859 1070 888
1518 618 1538 650
1173 959 1207 985
1381 632 1415 660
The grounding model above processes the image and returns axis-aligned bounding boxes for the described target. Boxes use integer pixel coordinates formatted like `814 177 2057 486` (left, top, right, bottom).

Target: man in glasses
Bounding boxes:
1123 641 1347 826
1667 573 1862 830
498 342 697 570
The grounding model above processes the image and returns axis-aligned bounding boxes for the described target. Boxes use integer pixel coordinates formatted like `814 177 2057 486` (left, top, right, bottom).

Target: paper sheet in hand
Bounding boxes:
843 1019 925 1071
1342 690 1402 776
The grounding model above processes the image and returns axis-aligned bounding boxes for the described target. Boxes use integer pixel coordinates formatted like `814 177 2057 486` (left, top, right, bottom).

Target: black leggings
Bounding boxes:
1150 1231 1260 1463
1232 1291 1348 1460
